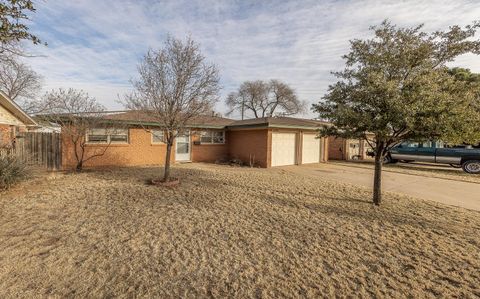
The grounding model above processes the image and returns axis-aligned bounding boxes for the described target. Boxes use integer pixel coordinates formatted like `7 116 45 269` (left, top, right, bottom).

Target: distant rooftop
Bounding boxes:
227 116 329 129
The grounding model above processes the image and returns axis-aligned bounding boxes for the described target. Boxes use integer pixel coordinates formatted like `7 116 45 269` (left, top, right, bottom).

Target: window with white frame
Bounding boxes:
200 130 225 144
151 129 165 144
86 128 129 144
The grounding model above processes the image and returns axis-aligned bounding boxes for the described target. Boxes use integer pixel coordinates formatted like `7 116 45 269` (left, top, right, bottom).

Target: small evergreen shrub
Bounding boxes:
0 154 28 190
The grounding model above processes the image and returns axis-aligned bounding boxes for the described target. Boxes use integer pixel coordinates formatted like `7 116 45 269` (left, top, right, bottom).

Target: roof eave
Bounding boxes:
0 91 37 126
268 124 321 130
94 119 229 129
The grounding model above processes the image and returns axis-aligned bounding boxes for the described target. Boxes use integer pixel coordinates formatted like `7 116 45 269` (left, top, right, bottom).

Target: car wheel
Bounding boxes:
383 155 392 164
449 164 462 168
462 160 480 174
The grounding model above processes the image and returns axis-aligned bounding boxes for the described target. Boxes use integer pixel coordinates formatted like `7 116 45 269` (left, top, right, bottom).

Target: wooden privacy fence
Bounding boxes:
0 132 62 170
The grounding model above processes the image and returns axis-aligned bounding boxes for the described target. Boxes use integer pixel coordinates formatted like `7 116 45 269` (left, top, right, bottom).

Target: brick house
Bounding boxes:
0 91 37 147
61 111 329 169
328 136 374 161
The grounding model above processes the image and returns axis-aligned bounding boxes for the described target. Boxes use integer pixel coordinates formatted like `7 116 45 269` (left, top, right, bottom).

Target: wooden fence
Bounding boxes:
0 132 62 170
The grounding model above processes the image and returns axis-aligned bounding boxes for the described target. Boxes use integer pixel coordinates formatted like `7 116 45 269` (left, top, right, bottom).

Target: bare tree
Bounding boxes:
226 79 305 119
125 36 220 182
226 81 268 119
0 59 43 112
269 80 306 116
38 88 117 171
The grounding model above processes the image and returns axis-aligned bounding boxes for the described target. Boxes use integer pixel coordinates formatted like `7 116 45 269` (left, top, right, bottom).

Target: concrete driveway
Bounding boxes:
282 162 480 211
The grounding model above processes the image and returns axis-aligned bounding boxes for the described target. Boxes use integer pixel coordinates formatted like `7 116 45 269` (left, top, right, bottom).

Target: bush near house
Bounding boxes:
0 152 28 190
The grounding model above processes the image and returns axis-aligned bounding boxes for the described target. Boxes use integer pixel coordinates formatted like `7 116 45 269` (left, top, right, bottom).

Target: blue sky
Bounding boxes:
24 0 480 118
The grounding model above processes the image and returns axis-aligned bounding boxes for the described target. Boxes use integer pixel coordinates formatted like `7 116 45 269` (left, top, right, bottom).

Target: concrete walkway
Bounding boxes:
282 163 480 211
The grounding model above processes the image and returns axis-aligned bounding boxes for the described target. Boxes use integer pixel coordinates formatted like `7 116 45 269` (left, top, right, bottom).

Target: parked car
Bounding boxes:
380 141 480 174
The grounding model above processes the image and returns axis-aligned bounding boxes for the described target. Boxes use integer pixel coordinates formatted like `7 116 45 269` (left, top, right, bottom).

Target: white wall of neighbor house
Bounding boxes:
0 104 25 126
271 132 297 166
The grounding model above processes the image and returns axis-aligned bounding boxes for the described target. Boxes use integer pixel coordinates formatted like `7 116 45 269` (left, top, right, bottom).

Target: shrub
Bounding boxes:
0 154 28 190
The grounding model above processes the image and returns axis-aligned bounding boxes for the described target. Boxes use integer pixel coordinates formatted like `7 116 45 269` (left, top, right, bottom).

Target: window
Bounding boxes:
200 130 225 144
86 128 128 144
400 141 419 148
151 130 165 144
420 141 433 148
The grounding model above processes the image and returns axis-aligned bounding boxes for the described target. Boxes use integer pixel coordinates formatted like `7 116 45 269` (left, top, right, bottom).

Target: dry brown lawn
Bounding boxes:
0 163 479 298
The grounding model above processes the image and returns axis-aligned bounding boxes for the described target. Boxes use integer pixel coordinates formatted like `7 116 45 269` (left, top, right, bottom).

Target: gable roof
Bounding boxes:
0 90 37 126
227 116 329 130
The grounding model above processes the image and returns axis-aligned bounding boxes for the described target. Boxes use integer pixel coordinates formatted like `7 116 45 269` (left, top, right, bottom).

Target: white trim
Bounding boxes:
175 131 191 161
85 128 129 145
199 130 225 144
0 120 25 126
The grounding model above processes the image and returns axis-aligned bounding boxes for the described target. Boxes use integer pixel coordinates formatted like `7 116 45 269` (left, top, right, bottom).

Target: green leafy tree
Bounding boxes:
0 0 44 60
444 68 480 144
448 67 480 83
314 21 480 205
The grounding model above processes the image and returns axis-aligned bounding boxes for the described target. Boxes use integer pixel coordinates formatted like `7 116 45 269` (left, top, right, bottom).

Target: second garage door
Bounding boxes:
271 132 297 166
302 133 321 164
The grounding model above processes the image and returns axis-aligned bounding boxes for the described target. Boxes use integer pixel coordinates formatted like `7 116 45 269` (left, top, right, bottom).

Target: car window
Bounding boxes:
420 141 433 148
405 142 419 148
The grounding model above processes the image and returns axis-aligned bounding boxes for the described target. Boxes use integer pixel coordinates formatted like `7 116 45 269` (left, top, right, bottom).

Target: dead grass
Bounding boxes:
0 163 479 298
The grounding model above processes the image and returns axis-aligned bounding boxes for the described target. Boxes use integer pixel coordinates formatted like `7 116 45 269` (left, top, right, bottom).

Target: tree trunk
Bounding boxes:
164 141 173 182
76 161 83 172
373 149 383 205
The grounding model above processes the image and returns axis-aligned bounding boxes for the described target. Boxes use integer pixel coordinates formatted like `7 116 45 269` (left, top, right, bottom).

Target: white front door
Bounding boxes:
175 132 191 161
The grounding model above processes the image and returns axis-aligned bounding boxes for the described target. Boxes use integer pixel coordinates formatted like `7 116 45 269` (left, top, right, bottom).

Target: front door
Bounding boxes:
175 131 191 161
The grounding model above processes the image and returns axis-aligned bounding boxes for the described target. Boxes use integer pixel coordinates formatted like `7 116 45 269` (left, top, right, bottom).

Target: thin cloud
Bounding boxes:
24 0 480 116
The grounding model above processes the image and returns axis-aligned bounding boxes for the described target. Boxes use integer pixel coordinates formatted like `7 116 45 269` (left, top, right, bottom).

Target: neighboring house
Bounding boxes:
60 111 329 169
0 91 37 146
29 119 62 133
328 136 374 161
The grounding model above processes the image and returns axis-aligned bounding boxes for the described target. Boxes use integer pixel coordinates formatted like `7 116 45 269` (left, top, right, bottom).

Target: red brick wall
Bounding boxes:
62 128 174 169
61 126 329 169
227 129 270 167
62 127 230 169
323 136 329 162
328 136 346 160
0 125 26 147
191 131 228 163
0 125 10 146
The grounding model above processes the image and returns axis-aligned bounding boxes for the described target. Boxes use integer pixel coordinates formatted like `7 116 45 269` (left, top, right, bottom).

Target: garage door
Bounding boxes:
271 132 297 166
302 133 321 164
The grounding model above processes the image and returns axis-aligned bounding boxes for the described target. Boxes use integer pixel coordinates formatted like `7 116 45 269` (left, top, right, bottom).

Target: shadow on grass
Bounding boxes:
73 164 466 234
262 189 460 234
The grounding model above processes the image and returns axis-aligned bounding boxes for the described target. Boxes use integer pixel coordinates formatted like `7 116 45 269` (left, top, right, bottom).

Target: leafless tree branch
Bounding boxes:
124 36 220 181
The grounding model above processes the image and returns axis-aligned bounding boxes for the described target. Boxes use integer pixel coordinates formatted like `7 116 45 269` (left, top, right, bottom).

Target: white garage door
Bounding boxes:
302 133 321 164
271 132 297 166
